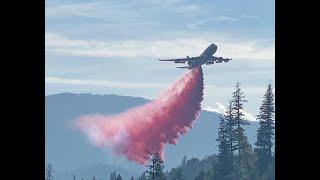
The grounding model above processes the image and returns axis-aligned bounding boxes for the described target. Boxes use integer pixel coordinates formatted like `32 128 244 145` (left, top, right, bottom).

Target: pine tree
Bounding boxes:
46 163 54 180
212 158 218 180
237 128 254 180
195 170 205 180
172 167 183 180
137 172 147 180
146 152 165 180
194 170 211 180
116 174 122 180
232 83 249 126
73 175 76 180
214 101 238 179
216 115 233 180
225 101 237 166
181 156 187 167
255 83 275 174
130 176 134 180
110 171 117 180
231 82 252 179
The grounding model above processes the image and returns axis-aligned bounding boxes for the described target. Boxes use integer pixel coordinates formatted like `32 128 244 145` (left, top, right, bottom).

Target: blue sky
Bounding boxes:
45 0 275 116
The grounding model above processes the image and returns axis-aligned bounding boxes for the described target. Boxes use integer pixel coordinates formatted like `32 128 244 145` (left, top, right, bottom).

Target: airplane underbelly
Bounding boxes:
188 57 205 66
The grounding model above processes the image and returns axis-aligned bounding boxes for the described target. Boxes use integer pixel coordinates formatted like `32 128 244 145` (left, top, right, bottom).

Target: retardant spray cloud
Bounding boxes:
75 67 204 164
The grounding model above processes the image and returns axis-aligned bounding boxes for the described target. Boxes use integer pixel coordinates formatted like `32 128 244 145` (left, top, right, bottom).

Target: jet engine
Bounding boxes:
206 56 215 64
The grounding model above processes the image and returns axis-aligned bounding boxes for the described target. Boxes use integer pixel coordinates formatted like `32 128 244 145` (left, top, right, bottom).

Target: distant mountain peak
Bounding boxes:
202 103 258 122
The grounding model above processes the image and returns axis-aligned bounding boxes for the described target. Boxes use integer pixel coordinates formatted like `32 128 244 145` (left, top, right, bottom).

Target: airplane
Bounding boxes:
159 43 232 69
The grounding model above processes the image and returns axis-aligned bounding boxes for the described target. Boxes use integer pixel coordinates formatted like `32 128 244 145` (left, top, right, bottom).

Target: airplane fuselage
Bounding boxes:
187 44 217 68
159 43 231 69
200 43 217 57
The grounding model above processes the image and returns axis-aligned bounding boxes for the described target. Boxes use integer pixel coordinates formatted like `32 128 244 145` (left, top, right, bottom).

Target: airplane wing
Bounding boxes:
159 58 187 63
206 56 232 64
216 57 232 63
159 56 199 63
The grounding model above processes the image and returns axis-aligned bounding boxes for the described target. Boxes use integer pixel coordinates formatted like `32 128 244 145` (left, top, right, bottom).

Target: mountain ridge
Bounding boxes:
45 93 259 180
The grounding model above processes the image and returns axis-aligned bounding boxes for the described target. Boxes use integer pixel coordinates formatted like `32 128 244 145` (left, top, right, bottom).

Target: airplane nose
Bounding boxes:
211 43 217 50
212 43 217 51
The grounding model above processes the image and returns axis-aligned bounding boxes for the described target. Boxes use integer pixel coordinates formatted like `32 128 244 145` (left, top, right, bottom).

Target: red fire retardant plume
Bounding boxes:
75 67 204 164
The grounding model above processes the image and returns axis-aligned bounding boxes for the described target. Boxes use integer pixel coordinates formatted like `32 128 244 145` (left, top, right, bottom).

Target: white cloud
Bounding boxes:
45 76 166 89
203 103 227 115
203 103 258 122
240 15 259 19
213 16 238 22
134 0 196 10
240 110 257 122
45 32 274 62
46 0 199 20
175 4 200 13
46 2 102 18
134 0 182 5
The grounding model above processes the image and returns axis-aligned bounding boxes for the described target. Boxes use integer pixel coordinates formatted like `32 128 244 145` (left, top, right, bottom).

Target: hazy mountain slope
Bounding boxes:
45 93 259 179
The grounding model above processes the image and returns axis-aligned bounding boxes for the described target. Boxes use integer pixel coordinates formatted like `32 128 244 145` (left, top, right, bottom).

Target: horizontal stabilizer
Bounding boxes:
176 66 189 69
174 61 186 63
159 59 176 61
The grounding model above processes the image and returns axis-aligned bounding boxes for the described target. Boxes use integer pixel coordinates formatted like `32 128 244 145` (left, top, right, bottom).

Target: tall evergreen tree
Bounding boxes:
116 174 122 180
216 115 233 179
225 101 237 166
236 128 254 180
137 172 147 180
231 82 252 179
110 171 117 180
231 83 250 144
212 159 217 180
130 176 134 180
46 163 54 180
146 152 165 180
255 83 275 174
194 170 211 180
195 170 206 180
172 167 183 180
215 101 239 180
181 156 187 167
